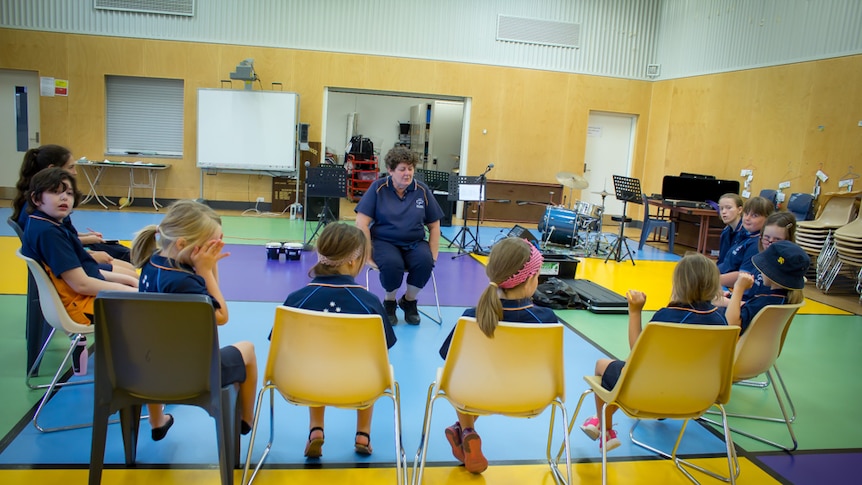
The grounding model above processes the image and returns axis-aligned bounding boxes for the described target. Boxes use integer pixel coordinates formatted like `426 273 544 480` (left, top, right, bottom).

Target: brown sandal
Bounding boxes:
354 431 373 455
304 427 325 458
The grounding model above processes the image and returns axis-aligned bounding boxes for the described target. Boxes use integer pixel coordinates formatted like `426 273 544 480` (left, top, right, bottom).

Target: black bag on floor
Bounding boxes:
533 277 585 310
348 135 374 160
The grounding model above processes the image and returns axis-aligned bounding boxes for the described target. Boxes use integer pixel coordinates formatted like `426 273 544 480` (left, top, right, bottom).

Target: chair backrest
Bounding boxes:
811 195 858 226
7 217 25 240
759 189 778 207
786 193 815 221
15 249 92 336
612 322 739 418
268 306 394 408
94 291 220 403
732 303 804 381
438 317 565 417
641 194 652 223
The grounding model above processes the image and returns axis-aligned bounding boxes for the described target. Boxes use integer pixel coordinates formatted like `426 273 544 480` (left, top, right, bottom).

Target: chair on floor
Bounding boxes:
563 322 740 485
89 292 241 485
242 306 406 485
15 249 97 433
638 194 675 252
365 266 442 325
701 303 804 451
413 318 572 485
786 193 815 222
8 217 52 376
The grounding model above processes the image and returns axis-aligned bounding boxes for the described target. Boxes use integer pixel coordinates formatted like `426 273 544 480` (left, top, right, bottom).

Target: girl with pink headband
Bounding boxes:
437 237 558 474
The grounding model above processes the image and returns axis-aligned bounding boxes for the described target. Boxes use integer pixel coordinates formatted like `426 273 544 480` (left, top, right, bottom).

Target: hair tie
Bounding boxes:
318 246 363 267
499 244 543 289
489 282 498 288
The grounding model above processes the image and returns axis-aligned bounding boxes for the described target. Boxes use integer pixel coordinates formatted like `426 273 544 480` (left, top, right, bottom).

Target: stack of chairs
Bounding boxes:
820 211 862 297
797 194 861 293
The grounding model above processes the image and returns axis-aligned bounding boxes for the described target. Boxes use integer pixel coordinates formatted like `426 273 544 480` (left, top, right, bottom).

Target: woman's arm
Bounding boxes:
426 220 440 262
62 267 137 295
355 212 376 267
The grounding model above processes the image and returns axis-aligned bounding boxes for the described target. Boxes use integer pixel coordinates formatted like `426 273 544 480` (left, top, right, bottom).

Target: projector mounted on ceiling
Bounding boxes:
229 58 257 82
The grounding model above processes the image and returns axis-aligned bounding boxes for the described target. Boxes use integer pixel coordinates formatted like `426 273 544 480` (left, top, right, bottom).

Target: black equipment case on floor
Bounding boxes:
562 279 628 314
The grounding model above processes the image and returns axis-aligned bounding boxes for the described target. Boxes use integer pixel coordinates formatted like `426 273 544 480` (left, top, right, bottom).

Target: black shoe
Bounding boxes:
383 300 398 325
398 296 421 325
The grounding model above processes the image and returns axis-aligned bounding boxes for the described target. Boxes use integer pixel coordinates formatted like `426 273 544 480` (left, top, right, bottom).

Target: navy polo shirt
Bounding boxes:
736 290 788 333
717 220 745 266
22 210 103 281
439 298 559 359
139 253 221 310
282 274 397 349
18 200 79 235
717 231 760 275
355 176 443 247
650 301 728 325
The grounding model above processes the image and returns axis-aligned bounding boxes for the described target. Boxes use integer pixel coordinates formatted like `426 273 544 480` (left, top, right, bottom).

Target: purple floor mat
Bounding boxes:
218 244 488 306
757 452 862 485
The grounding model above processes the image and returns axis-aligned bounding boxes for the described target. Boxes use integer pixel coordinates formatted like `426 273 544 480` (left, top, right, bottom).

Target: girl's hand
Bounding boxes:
626 290 647 310
734 272 754 292
191 239 230 274
89 250 114 264
79 233 105 245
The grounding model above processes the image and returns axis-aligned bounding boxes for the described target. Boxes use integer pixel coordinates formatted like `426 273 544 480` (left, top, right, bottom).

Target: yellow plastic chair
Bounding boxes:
563 322 740 485
701 303 804 452
365 266 442 324
413 318 572 485
16 249 97 432
242 306 406 485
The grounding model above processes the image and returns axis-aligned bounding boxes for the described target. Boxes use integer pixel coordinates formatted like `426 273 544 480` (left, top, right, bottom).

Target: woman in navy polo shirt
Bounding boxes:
355 147 444 325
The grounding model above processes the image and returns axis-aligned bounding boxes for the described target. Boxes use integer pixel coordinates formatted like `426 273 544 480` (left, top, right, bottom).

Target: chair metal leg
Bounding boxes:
555 388 592 463
242 386 276 485
417 271 442 325
32 333 98 432
26 329 92 390
412 383 440 485
387 382 407 485
546 400 572 485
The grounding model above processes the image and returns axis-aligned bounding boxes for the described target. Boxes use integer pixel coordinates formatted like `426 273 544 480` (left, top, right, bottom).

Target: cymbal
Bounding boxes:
556 171 589 189
591 190 612 197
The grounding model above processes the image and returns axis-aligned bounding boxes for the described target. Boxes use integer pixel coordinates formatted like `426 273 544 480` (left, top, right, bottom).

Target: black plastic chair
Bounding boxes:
787 193 815 222
638 194 675 252
7 217 52 375
89 292 241 485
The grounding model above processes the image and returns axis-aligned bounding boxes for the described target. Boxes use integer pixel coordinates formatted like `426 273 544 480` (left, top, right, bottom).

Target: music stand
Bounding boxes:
605 174 640 265
447 175 483 257
305 166 347 245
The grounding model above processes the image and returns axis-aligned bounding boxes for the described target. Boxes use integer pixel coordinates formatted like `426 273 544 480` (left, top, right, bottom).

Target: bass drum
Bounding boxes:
537 207 579 246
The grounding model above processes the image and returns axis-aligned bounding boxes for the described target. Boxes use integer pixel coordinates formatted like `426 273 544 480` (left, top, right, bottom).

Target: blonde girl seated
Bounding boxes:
131 200 258 441
438 237 557 474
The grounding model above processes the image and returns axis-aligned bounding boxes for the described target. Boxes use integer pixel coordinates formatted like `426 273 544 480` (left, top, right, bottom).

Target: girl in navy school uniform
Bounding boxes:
725 240 808 334
718 196 774 288
131 199 258 441
438 237 557 474
21 168 138 373
280 223 396 459
581 252 728 452
716 193 745 267
12 144 138 281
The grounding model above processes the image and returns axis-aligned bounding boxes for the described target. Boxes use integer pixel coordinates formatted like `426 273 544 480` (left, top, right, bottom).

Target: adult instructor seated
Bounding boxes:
355 147 444 325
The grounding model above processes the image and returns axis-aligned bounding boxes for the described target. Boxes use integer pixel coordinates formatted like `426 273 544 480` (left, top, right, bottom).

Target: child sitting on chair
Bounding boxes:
132 199 258 442
725 240 808 334
438 237 557 474
718 196 773 288
280 223 396 458
21 168 137 373
582 252 727 452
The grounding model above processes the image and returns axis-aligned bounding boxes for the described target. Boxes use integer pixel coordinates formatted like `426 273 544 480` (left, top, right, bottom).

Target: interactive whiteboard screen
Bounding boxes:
197 89 297 172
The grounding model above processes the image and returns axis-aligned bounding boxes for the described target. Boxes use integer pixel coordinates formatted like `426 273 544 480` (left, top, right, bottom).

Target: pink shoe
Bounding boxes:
461 428 488 474
444 422 465 463
601 429 621 452
580 415 601 441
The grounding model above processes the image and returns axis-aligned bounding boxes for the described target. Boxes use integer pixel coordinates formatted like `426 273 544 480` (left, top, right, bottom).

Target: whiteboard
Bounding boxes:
197 89 298 172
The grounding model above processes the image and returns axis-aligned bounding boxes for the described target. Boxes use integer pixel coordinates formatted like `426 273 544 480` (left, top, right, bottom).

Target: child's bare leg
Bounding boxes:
232 341 258 424
457 412 476 431
147 403 169 428
309 406 325 433
593 358 617 431
355 406 374 452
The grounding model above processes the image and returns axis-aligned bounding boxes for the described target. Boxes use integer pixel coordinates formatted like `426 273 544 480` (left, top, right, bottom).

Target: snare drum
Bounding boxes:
575 200 602 218
538 206 578 245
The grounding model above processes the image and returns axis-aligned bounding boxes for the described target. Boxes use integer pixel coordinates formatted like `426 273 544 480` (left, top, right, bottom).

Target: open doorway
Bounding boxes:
323 89 468 175
582 111 637 218
0 69 41 198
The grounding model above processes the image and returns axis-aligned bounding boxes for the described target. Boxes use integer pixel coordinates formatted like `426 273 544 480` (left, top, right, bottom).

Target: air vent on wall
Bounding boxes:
497 15 580 49
646 64 661 78
94 0 194 17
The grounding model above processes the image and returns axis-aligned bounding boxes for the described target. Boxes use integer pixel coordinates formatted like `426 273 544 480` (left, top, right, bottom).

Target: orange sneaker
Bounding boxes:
444 422 465 463
461 428 488 474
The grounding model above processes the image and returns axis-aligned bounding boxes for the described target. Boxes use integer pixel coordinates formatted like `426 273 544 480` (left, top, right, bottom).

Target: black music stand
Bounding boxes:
305 166 347 245
605 175 640 265
447 175 483 258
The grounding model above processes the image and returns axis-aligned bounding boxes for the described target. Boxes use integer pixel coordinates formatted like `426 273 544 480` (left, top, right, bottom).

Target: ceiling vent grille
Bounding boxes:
94 0 194 17
497 15 580 49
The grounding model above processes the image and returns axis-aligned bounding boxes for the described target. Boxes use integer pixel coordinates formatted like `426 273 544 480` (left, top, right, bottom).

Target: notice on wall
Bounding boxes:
54 79 68 96
587 126 602 137
40 77 55 97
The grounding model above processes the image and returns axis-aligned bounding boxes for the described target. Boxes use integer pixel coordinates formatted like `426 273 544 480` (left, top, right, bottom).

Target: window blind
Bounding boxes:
105 75 184 156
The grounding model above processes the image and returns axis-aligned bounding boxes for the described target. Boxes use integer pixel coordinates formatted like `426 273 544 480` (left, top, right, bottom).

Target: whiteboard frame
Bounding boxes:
197 89 299 172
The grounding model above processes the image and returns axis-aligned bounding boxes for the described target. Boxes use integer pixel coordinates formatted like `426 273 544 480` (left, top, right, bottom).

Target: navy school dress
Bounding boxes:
279 274 397 349
439 298 559 359
601 301 728 391
138 253 247 386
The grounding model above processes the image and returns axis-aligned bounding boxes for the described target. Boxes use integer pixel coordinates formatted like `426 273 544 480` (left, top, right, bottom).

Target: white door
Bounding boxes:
0 69 40 189
582 111 636 218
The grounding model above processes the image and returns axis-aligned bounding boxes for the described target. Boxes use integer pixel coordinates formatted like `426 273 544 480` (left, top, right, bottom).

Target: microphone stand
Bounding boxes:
471 164 493 255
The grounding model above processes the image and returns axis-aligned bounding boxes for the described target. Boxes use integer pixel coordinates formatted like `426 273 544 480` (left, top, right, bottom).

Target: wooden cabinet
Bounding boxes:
481 179 564 223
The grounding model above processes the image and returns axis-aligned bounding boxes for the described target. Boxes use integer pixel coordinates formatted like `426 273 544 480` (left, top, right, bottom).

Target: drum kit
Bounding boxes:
536 171 611 254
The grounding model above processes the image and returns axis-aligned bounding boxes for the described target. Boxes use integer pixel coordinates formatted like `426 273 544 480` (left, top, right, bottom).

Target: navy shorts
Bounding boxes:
220 345 247 386
601 360 626 391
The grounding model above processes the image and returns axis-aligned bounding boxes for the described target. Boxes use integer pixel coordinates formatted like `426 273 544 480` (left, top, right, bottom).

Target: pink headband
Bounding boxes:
499 244 543 289
317 247 363 267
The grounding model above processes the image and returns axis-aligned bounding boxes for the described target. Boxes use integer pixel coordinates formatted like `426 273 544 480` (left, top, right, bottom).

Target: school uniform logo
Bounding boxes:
415 198 425 209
